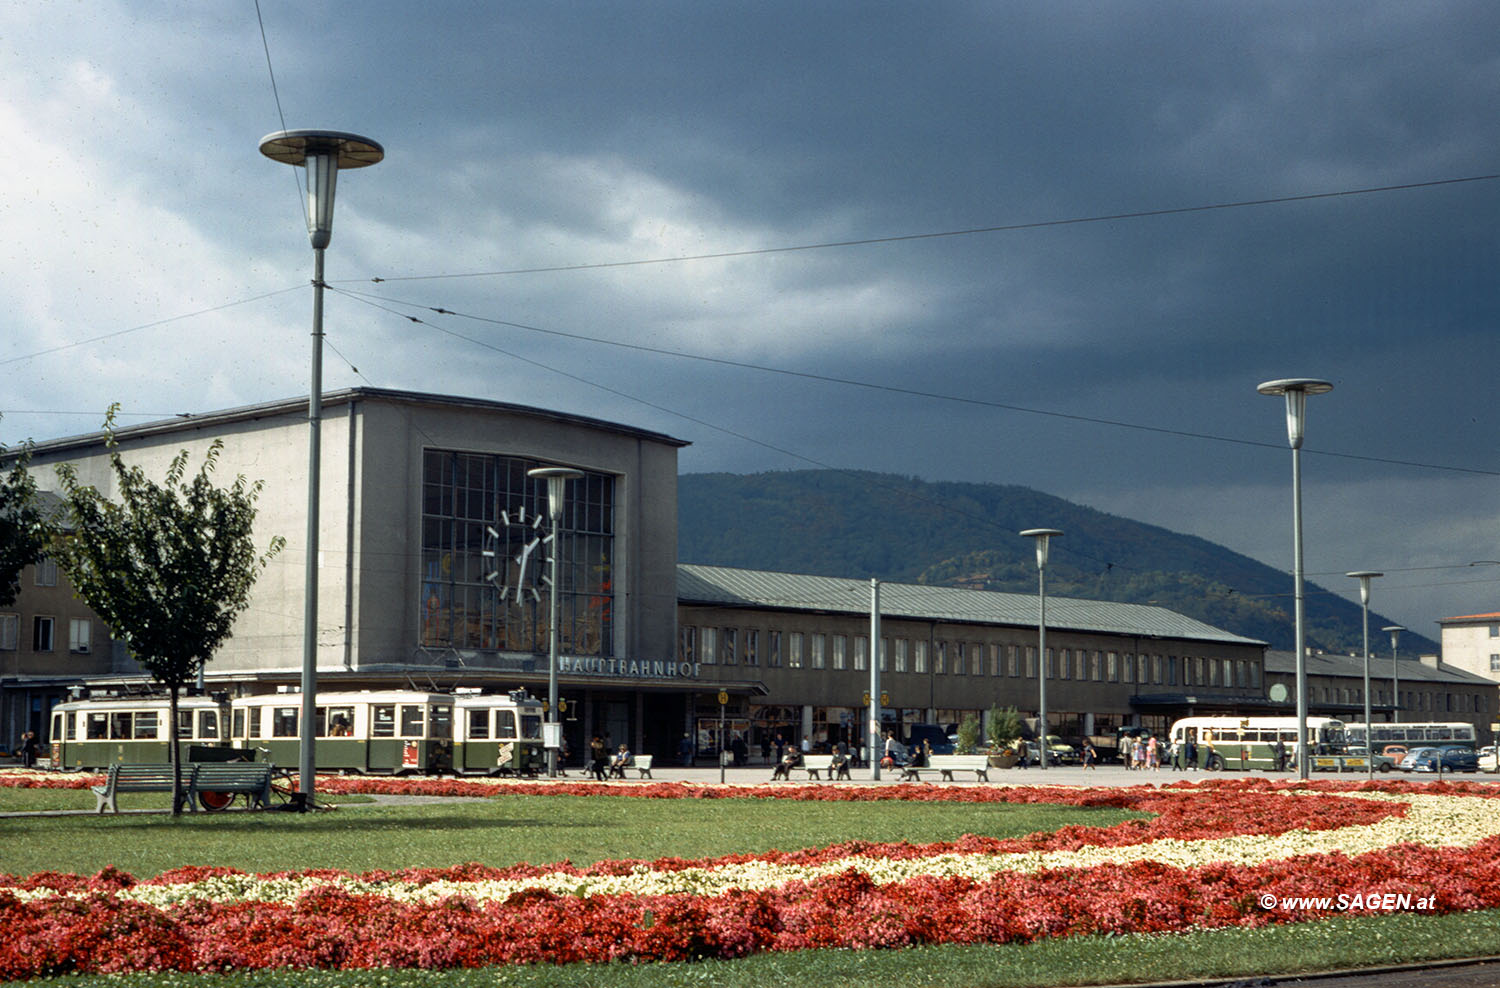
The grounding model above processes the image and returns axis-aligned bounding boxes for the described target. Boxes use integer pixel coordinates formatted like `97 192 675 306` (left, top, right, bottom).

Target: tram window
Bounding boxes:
88 713 108 739
520 714 542 740
109 712 131 739
134 712 159 739
323 707 354 737
431 705 452 740
272 707 298 738
65 712 76 741
399 706 425 738
199 710 219 740
468 710 490 739
495 711 517 739
372 705 396 738
178 711 193 739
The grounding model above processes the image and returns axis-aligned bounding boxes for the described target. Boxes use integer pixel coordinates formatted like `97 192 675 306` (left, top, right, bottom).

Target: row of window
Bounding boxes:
0 615 91 653
678 626 1260 689
1296 684 1489 714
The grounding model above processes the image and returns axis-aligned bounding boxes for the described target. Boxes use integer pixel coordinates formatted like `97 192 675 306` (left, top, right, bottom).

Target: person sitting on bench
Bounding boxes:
771 746 801 781
608 744 631 779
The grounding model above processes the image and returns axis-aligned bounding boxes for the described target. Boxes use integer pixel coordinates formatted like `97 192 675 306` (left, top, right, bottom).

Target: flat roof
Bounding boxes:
678 563 1264 646
22 387 690 455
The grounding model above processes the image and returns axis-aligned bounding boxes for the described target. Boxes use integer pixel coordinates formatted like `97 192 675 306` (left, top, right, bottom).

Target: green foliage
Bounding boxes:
0 436 52 608
986 704 1023 748
954 713 981 754
52 407 285 814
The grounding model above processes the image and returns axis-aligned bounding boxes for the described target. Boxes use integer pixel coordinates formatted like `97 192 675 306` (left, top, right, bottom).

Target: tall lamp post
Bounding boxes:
529 466 582 778
1257 378 1332 781
1346 571 1382 780
1020 528 1062 770
260 129 383 806
1382 625 1404 723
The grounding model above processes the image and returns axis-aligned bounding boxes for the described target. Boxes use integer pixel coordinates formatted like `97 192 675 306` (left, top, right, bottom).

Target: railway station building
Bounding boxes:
4 388 1489 762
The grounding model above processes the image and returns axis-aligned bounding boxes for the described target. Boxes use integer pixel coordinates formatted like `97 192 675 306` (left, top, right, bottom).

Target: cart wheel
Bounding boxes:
199 790 234 812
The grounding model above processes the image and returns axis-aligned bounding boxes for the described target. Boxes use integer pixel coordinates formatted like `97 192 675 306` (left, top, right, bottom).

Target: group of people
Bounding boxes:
1122 734 1162 770
588 735 633 780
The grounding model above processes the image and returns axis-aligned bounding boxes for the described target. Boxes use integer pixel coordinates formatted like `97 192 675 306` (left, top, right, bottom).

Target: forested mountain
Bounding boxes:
677 470 1439 656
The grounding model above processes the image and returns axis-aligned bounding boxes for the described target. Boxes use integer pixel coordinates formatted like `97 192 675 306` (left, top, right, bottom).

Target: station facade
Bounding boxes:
5 388 1491 762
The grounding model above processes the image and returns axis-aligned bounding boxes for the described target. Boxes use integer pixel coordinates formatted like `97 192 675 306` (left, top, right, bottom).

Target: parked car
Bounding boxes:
1478 745 1498 774
1343 745 1398 773
1397 747 1439 772
1380 744 1409 766
903 723 956 756
1408 745 1478 773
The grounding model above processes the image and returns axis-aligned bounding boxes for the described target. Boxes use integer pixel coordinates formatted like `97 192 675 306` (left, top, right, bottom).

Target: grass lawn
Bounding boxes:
3 786 1498 986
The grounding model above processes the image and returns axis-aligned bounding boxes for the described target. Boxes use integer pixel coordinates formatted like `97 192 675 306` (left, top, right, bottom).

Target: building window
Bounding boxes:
1008 645 1019 677
1168 656 1179 686
1059 649 1071 680
1490 654 1500 672
895 638 908 673
0 614 16 651
1122 653 1134 683
832 635 847 670
811 633 826 670
69 618 91 653
789 632 804 669
700 627 718 665
953 642 966 676
33 557 57 587
1107 651 1118 682
877 637 887 672
420 450 614 657
1045 648 1054 678
721 628 737 665
33 616 54 652
934 642 946 675
768 630 782 668
1490 625 1499 638
914 640 928 674
855 636 869 672
744 629 759 666
679 626 696 664
1025 646 1036 678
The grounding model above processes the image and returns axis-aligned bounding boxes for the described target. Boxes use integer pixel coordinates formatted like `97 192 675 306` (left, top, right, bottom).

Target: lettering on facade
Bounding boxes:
558 657 701 680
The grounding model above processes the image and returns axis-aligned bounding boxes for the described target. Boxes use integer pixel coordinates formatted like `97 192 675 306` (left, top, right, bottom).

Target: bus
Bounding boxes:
1342 722 1478 751
1168 716 1347 771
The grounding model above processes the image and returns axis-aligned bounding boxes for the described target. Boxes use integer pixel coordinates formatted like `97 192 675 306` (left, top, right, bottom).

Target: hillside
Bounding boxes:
677 470 1438 655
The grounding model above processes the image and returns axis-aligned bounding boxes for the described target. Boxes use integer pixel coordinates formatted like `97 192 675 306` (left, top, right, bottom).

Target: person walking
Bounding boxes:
589 736 609 781
1082 740 1096 770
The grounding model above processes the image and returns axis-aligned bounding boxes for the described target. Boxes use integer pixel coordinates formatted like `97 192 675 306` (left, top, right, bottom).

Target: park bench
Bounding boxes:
190 762 276 811
898 754 991 783
801 754 852 781
92 763 195 814
633 754 654 779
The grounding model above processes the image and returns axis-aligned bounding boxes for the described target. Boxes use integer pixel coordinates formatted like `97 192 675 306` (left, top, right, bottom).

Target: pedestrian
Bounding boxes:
1122 739 1134 771
678 732 694 766
1147 735 1160 771
731 733 747 767
1274 738 1288 772
1082 740 1096 769
774 733 785 763
589 735 609 781
19 731 38 769
1184 736 1197 771
760 734 771 764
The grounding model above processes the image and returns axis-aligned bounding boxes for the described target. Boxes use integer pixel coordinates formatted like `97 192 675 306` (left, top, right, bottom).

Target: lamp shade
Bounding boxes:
259 130 384 250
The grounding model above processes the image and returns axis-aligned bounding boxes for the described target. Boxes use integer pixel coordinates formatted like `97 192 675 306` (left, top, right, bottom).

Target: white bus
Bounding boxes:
1342 722 1478 751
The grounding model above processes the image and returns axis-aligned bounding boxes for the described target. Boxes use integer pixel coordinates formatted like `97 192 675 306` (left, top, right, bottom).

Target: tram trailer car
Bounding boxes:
1168 716 1347 771
50 695 233 770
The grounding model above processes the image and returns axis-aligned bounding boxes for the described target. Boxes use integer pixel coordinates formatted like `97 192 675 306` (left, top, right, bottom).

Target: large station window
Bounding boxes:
421 451 615 656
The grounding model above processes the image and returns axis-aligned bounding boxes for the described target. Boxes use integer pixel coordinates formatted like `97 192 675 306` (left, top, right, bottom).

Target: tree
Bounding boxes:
985 704 1023 750
0 438 52 609
54 411 284 814
954 713 982 755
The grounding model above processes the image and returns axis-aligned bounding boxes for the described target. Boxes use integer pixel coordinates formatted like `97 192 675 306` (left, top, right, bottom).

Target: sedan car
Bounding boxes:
1408 745 1478 773
1397 746 1439 772
1478 745 1498 774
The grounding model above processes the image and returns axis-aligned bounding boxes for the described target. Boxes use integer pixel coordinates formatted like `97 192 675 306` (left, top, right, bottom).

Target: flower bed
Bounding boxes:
1 779 1498 977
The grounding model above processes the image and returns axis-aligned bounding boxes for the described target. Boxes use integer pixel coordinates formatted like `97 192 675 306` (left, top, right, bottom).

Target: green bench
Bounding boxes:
92 763 195 814
190 762 275 811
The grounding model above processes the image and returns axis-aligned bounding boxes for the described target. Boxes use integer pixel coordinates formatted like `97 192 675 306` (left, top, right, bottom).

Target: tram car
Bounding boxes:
453 689 547 776
47 687 548 776
49 693 233 770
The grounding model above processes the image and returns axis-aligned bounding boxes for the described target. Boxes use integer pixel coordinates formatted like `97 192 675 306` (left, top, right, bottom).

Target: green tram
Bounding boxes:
49 688 547 776
230 691 455 775
49 694 232 770
453 690 546 776
1168 716 1348 771
1343 721 1478 751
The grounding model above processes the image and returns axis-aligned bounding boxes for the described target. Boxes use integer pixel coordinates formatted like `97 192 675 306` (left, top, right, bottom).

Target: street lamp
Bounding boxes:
1346 571 1382 780
1382 625 1404 723
1257 377 1333 781
260 129 383 807
1020 528 1062 770
528 466 583 778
